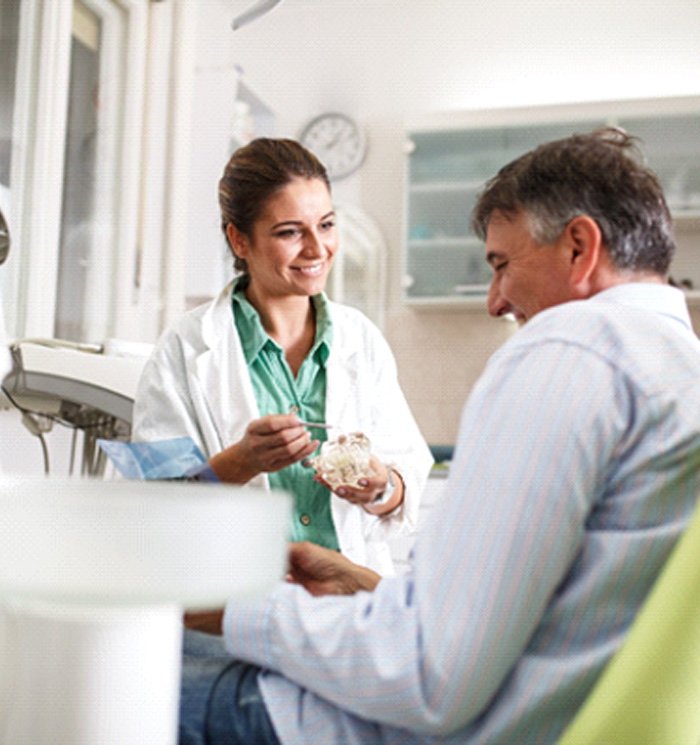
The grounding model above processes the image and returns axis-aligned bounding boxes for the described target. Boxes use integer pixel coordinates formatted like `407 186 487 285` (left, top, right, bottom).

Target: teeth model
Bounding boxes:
309 432 372 489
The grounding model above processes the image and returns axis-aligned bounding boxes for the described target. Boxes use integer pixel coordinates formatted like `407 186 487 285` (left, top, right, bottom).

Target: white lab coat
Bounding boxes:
132 283 433 575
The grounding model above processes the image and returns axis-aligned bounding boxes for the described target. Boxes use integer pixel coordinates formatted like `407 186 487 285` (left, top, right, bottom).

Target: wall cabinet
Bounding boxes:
403 97 700 307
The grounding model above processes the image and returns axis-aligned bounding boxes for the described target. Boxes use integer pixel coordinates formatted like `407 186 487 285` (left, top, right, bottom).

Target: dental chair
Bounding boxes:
2 338 152 476
558 498 700 744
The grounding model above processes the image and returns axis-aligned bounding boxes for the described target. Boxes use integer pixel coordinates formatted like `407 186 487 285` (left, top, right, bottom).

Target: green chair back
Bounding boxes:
558 502 700 744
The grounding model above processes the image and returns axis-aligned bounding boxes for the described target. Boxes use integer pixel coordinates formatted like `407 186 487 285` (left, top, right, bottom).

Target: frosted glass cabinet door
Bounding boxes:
617 114 700 214
405 129 493 302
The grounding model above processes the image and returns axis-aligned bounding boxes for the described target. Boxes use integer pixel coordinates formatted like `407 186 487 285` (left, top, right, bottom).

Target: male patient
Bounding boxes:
180 128 700 744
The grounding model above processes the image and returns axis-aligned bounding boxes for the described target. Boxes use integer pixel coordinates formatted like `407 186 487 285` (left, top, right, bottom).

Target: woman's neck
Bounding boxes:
245 287 317 375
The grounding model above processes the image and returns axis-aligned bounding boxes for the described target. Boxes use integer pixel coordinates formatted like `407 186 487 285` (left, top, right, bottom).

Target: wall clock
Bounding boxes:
299 112 367 181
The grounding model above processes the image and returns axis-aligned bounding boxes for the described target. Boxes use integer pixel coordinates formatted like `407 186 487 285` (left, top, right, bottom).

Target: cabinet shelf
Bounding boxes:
404 294 490 311
453 283 489 294
408 237 479 248
410 181 483 194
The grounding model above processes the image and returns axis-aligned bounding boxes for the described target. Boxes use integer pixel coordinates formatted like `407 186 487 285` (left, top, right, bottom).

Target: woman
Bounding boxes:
132 138 432 576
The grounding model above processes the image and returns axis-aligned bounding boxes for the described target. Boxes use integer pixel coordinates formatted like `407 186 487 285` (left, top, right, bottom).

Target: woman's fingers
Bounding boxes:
244 414 320 472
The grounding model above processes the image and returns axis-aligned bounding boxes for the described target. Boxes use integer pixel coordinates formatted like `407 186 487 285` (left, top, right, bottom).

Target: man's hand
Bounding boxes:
287 541 381 596
183 608 224 635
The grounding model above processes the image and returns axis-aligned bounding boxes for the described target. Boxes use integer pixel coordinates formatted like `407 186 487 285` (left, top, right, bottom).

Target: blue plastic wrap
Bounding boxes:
98 437 219 482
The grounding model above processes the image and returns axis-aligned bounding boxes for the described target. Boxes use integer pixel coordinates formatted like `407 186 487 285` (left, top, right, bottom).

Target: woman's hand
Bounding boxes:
314 456 404 516
287 541 381 596
209 413 319 483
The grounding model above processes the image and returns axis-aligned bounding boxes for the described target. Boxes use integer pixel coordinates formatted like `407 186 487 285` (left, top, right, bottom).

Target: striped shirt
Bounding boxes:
224 283 700 744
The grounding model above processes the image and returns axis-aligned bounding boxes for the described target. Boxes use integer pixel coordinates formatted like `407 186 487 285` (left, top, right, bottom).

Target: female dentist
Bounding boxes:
132 138 432 577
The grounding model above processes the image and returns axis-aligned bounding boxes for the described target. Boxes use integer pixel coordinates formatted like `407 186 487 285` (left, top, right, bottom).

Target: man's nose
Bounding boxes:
487 278 510 318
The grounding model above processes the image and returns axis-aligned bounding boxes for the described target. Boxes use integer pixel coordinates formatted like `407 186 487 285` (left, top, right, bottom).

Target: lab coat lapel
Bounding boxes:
195 283 259 447
325 305 363 431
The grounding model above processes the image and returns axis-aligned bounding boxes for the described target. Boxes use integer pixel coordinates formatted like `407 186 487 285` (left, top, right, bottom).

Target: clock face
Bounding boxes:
299 113 367 181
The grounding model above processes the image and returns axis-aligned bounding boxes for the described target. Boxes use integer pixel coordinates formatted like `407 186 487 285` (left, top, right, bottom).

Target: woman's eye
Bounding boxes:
320 220 336 231
275 229 300 239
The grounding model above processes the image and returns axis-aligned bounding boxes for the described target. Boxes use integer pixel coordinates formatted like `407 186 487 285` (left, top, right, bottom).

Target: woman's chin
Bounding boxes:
294 275 329 296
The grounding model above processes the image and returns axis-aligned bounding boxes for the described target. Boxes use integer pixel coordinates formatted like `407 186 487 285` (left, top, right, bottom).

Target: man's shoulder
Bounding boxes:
513 298 615 346
494 299 633 377
500 291 700 390
517 291 678 344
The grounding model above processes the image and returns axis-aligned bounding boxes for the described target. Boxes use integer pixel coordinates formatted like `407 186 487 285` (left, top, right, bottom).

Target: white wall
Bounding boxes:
191 0 700 252
205 0 700 120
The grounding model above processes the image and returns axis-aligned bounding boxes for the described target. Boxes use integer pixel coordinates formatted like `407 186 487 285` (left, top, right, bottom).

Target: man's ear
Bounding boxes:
225 223 249 259
564 215 602 287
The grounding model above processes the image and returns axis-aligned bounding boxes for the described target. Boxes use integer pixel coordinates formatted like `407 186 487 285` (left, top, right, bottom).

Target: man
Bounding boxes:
180 129 700 744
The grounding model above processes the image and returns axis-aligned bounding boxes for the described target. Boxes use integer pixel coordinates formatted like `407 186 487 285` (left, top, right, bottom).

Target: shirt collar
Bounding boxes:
231 278 268 363
593 283 693 331
231 277 333 365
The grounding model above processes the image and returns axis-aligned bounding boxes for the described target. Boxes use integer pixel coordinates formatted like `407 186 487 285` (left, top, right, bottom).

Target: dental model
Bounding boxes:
309 432 373 489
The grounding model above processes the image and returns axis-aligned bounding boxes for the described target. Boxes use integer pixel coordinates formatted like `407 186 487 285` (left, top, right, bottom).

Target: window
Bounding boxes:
3 0 196 344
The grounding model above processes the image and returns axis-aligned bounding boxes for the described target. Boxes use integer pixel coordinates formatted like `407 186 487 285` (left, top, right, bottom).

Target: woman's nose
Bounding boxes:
302 230 327 256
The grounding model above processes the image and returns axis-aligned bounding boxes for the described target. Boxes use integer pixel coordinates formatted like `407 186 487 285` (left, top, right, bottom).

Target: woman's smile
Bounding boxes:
292 261 325 277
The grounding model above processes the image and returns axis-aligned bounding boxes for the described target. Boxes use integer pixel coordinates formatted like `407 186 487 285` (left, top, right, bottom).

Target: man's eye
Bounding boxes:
320 220 336 231
494 261 508 272
275 229 300 238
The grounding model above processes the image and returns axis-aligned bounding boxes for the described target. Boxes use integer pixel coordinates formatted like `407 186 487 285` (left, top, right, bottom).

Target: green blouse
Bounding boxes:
232 279 340 550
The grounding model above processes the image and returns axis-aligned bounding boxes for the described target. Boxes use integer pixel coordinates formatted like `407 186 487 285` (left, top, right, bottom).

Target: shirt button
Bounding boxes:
300 513 311 526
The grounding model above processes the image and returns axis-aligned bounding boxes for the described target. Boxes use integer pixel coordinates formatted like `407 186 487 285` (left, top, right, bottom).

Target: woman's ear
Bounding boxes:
225 223 249 259
564 215 602 287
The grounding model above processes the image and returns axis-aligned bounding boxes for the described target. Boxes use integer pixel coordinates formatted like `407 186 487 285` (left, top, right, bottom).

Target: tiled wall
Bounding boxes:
386 308 516 445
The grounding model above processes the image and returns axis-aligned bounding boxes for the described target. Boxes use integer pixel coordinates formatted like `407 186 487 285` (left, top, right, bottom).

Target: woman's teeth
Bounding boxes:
295 263 323 276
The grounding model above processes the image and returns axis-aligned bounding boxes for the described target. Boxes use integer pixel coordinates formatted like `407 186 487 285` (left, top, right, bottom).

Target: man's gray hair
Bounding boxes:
471 128 675 275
